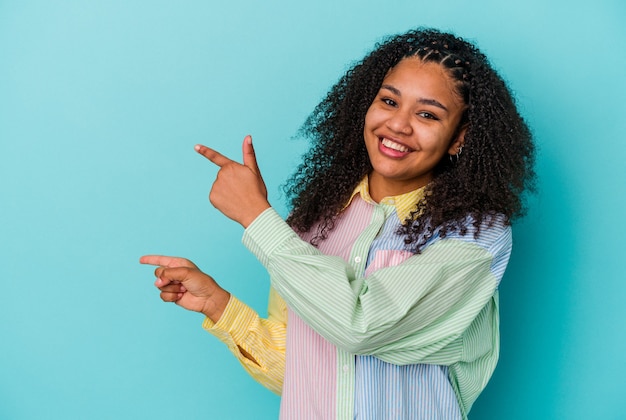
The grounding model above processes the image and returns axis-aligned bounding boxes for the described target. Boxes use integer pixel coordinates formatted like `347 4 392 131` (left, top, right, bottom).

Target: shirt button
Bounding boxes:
343 365 349 373
354 256 362 263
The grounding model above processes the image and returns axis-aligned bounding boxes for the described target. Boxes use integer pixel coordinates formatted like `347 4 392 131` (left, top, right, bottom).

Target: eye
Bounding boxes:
381 97 397 107
417 111 439 120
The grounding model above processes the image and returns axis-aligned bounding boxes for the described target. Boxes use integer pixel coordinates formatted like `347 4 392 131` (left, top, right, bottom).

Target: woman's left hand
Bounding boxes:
195 135 270 228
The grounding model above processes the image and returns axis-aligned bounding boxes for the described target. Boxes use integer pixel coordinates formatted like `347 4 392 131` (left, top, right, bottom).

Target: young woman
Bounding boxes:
141 28 535 419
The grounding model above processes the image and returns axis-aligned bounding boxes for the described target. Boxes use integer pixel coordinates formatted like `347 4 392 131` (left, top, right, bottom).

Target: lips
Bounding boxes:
379 137 413 157
381 138 410 152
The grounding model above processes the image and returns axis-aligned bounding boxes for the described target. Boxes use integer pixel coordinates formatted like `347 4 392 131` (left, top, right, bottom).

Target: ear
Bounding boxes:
447 125 467 155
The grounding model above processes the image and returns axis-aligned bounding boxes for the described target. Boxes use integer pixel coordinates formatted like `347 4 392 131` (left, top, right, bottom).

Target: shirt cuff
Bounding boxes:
202 295 260 345
242 207 298 268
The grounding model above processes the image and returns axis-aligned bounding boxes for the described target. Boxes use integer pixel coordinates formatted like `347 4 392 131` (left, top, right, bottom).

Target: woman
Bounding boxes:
141 27 535 419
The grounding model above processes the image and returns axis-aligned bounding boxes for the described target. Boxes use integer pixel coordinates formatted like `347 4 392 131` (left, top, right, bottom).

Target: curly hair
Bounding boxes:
283 28 536 252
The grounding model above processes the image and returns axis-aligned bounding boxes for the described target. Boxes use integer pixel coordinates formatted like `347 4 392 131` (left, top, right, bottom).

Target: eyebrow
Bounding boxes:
380 84 449 112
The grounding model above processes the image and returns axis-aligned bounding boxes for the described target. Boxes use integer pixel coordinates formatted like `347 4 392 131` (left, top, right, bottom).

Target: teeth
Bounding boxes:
381 138 409 152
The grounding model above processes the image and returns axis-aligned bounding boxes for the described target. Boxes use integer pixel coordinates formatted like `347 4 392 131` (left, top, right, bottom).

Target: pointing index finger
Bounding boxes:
139 255 197 269
195 144 233 167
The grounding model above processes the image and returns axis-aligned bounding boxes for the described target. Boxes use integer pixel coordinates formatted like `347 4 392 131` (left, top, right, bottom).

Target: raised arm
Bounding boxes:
243 208 509 365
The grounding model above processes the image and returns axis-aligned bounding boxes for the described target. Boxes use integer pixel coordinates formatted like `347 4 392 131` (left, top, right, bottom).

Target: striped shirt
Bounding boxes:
204 179 511 419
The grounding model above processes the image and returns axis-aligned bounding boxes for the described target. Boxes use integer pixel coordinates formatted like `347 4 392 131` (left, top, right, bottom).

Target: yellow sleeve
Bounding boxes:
202 286 287 395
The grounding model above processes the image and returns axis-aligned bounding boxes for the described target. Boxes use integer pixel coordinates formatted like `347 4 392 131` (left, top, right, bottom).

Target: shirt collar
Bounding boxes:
346 176 426 221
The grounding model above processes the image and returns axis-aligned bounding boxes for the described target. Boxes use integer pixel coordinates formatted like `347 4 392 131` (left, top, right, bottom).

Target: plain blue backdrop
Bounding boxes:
1 1 625 419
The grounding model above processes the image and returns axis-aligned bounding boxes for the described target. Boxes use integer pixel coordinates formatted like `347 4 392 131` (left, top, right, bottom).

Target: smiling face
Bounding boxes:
363 57 467 202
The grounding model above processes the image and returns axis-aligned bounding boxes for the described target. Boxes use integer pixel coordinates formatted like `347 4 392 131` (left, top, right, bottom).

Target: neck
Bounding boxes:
368 172 430 203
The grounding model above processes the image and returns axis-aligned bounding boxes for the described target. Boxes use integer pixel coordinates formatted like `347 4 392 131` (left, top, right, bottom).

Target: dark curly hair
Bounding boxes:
283 28 535 252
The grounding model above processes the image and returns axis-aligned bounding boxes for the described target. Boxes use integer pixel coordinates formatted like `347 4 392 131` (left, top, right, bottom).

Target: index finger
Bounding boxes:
139 255 197 269
195 144 234 167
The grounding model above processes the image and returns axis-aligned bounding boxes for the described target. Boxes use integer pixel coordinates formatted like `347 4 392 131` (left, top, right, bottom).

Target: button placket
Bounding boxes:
349 205 385 276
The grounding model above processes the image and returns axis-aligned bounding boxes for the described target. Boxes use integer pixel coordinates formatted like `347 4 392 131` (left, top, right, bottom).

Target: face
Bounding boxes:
363 57 466 201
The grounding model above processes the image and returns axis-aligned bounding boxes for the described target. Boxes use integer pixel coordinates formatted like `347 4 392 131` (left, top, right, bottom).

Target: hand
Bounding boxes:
195 135 270 228
139 255 230 323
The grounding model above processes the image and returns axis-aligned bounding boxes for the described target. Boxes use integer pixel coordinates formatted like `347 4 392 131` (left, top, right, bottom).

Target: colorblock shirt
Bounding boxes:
203 179 511 419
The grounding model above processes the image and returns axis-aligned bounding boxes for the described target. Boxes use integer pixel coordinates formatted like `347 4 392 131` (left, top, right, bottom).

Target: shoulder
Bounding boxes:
458 216 511 256
429 214 511 253
443 215 512 286
421 215 512 283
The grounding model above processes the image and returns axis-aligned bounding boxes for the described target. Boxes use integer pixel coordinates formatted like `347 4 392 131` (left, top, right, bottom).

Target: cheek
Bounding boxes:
363 104 383 129
416 136 451 161
363 111 373 133
363 115 378 145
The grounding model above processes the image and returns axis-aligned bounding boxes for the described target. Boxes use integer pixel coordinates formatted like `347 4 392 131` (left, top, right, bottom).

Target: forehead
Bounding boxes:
382 57 464 106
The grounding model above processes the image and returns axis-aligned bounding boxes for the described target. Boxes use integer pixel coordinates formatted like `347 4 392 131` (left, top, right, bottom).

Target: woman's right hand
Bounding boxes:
140 255 230 323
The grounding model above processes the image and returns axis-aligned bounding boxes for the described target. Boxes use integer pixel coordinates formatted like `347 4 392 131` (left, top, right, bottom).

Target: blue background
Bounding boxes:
1 1 625 419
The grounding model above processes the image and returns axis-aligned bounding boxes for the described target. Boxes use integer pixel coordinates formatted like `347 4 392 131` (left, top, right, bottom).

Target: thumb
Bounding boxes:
242 135 260 173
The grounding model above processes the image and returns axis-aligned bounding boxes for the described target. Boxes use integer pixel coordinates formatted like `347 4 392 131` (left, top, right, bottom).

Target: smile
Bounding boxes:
380 137 412 153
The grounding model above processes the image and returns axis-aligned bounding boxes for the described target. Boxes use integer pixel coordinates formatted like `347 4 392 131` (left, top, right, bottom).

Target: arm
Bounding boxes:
192 136 504 366
243 208 508 365
140 137 288 392
203 287 287 395
140 255 287 394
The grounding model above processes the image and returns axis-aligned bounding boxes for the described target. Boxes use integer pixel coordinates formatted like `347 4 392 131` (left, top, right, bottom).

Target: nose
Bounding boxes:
385 108 413 135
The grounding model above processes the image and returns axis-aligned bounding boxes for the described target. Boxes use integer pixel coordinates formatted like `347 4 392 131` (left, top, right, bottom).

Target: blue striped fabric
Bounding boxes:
354 358 461 419
353 205 464 419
